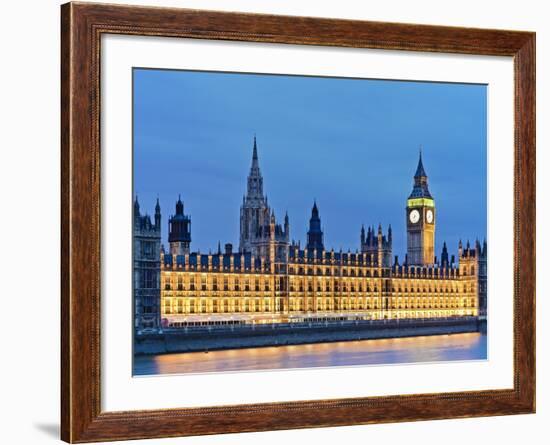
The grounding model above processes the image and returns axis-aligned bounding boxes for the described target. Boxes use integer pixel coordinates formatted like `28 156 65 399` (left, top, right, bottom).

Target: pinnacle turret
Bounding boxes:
134 195 140 216
307 200 324 251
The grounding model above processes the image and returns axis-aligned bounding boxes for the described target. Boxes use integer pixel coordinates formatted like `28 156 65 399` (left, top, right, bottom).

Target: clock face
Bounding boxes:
426 209 434 224
409 209 420 224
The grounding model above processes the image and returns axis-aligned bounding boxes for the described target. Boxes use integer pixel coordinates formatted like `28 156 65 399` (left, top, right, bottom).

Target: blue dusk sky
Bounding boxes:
133 68 487 259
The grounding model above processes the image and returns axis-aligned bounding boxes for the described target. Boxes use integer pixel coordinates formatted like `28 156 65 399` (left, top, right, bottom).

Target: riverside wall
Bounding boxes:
135 317 485 355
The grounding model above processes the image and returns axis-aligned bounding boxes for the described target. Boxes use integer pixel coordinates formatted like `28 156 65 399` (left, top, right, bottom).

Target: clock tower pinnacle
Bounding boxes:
406 149 435 265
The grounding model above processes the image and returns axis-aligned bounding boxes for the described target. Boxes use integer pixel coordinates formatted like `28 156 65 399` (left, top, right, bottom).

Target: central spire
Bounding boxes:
250 135 260 173
246 135 264 200
252 134 258 161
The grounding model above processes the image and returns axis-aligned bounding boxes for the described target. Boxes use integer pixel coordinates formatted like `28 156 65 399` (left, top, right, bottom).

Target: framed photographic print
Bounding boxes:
61 2 535 442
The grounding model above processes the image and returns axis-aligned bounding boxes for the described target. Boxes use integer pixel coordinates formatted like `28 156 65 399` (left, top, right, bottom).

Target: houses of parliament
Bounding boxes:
133 137 487 332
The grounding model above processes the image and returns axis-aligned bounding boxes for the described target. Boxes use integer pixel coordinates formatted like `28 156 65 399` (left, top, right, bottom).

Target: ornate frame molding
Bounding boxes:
61 2 535 442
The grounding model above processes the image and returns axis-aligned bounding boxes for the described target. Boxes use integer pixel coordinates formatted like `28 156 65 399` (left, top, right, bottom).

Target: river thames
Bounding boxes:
134 332 486 376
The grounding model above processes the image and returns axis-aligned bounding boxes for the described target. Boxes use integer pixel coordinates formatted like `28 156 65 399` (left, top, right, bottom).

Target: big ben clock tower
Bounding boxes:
406 151 435 265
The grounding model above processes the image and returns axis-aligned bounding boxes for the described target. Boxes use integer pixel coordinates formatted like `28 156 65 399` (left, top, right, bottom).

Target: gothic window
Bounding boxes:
141 241 155 260
140 269 156 289
177 275 183 290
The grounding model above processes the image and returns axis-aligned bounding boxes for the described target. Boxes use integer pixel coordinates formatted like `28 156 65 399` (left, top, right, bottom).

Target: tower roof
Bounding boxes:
408 149 433 199
414 149 427 178
311 200 319 219
173 194 186 219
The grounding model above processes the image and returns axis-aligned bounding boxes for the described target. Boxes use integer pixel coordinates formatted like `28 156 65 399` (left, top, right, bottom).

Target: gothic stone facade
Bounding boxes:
134 138 487 330
133 197 162 332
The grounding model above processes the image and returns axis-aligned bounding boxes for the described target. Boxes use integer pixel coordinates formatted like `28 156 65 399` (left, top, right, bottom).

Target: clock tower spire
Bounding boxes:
406 149 435 265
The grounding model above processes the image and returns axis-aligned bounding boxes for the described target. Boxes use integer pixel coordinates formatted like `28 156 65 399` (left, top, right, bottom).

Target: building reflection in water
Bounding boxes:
133 332 487 376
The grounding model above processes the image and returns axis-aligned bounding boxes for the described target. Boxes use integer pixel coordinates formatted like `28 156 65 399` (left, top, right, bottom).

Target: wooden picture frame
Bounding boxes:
61 2 535 442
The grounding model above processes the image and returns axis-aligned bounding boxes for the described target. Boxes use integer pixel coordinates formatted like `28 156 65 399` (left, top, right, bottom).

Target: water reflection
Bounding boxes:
133 333 487 376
